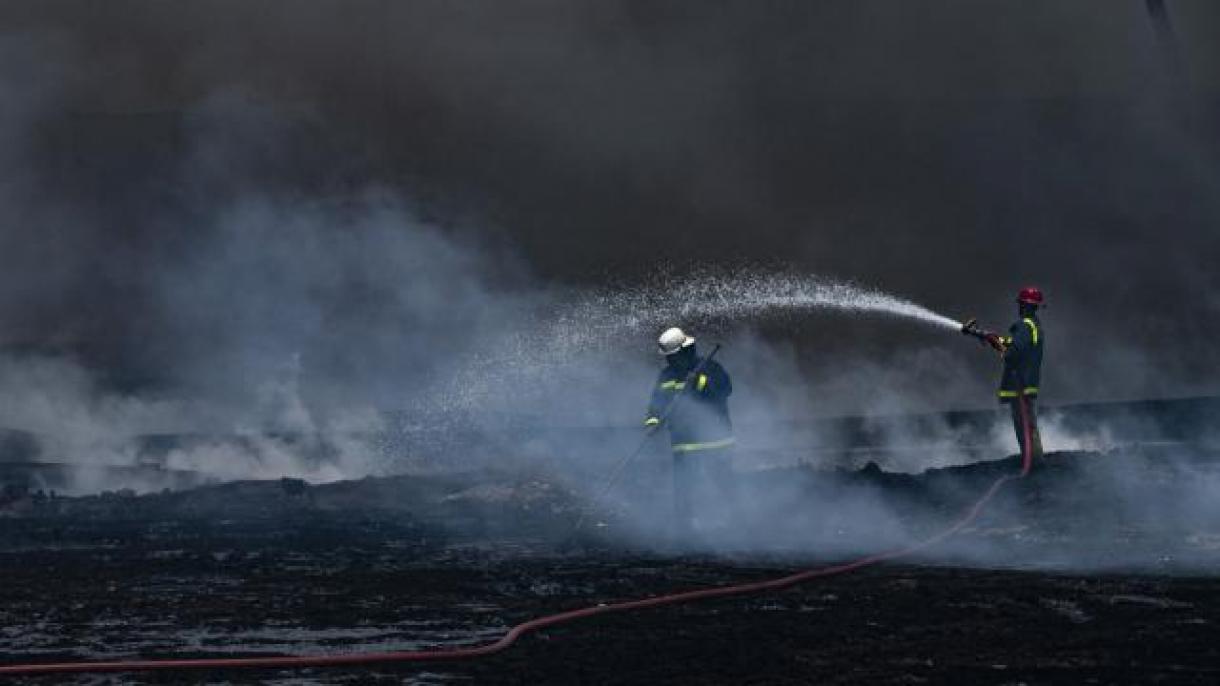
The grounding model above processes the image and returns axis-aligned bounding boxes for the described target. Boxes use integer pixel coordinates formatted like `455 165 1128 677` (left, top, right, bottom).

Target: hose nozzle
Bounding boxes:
960 317 1007 353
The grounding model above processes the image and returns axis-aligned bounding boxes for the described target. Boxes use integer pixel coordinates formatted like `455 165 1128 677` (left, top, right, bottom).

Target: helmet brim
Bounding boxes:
659 335 696 355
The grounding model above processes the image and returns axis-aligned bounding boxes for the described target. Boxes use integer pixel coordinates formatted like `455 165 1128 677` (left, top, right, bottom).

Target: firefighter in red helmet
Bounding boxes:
962 287 1045 460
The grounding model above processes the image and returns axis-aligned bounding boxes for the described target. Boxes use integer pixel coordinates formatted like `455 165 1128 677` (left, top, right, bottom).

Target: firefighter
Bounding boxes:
644 327 735 538
962 287 1045 460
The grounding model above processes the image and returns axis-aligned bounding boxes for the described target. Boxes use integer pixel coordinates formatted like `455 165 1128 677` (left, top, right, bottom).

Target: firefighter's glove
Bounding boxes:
962 319 1007 353
687 372 710 394
961 318 990 344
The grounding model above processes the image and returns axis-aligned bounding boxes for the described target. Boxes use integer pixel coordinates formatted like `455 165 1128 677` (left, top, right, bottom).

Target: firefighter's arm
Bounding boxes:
689 361 731 398
710 362 732 398
644 374 666 430
1003 321 1029 363
961 319 1009 354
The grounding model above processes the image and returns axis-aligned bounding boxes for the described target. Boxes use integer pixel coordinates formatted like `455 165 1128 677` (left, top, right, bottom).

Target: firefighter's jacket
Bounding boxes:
998 315 1043 401
644 357 734 453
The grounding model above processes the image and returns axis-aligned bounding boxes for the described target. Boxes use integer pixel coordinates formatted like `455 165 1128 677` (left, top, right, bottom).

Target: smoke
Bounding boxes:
0 32 548 485
2 2 1219 407
0 6 1217 574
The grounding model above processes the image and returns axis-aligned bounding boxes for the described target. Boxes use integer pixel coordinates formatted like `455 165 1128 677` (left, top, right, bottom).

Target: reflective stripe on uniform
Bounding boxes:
1023 318 1039 346
672 437 736 453
662 375 707 392
644 417 660 426
998 387 1038 398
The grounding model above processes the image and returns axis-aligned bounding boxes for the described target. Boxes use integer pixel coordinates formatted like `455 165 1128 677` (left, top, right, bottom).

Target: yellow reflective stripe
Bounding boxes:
672 437 736 453
644 417 660 426
1023 387 1039 395
998 390 1018 398
998 388 1038 398
662 376 706 392
1023 318 1039 346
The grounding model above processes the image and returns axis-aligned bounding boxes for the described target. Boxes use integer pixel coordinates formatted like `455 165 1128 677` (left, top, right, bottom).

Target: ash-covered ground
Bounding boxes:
3 446 1219 684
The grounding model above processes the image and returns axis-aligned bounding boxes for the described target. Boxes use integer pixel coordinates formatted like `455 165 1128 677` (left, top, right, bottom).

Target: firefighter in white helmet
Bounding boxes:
644 327 736 539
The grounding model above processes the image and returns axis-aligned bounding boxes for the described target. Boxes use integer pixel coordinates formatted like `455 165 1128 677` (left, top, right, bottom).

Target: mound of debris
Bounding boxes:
2 447 1219 684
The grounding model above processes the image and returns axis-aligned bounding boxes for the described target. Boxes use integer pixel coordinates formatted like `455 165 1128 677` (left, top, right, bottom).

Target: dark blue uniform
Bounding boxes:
644 356 734 452
998 315 1043 401
998 315 1044 457
644 350 735 537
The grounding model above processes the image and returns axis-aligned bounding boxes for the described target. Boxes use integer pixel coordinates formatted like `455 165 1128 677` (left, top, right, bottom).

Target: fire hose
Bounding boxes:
0 397 1037 677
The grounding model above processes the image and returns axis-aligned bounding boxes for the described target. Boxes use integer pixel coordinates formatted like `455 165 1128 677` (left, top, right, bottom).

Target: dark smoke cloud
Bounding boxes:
1 0 1219 419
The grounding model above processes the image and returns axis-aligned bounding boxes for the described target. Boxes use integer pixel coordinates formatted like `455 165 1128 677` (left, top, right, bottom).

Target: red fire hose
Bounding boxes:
0 398 1037 677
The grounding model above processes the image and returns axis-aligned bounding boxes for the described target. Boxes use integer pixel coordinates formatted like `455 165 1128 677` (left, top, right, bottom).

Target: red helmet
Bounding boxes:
1017 286 1044 305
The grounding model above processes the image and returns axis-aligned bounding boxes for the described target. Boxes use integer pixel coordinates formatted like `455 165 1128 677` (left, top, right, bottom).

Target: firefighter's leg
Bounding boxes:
672 452 696 537
1010 396 1044 461
1008 399 1026 456
1025 397 1044 459
692 453 719 531
703 448 737 530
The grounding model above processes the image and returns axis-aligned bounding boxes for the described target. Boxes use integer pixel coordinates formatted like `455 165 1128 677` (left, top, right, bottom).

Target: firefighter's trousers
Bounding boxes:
672 445 736 536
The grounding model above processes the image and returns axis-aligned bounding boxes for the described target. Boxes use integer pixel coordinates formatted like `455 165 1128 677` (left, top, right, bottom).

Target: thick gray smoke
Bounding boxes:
0 4 1217 570
2 1 1218 408
0 23 988 488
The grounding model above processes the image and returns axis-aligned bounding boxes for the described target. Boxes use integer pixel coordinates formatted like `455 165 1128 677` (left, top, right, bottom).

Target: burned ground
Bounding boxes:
2 448 1219 684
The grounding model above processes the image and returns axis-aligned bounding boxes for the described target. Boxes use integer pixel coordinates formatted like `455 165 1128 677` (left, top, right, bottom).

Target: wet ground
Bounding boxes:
2 449 1219 684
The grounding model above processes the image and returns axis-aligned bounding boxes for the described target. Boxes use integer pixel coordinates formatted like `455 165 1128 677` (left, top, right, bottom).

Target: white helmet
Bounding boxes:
657 326 695 355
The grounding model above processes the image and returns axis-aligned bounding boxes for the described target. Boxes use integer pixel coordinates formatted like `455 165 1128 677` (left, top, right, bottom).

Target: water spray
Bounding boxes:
434 270 962 416
660 271 961 331
553 271 962 354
